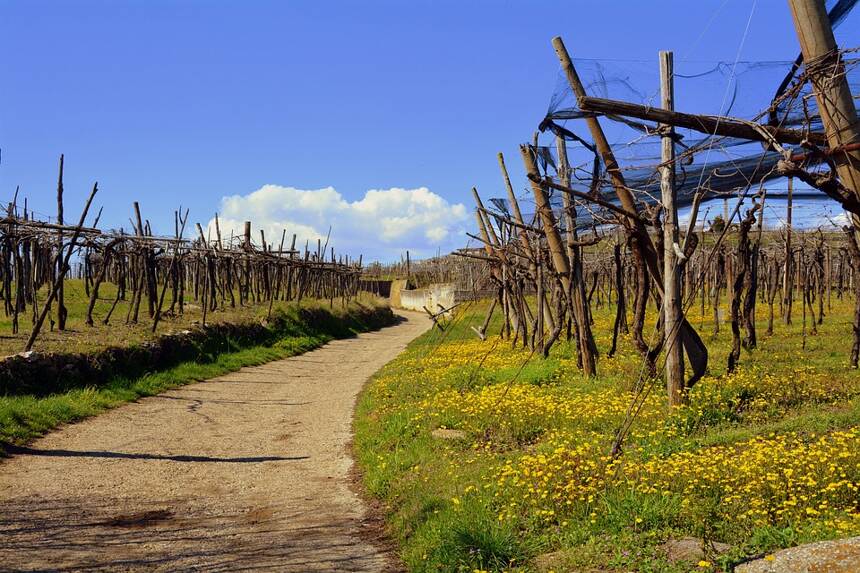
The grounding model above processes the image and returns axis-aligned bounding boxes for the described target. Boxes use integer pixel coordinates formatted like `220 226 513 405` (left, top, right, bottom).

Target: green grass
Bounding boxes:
1 297 394 449
0 279 351 356
354 295 860 572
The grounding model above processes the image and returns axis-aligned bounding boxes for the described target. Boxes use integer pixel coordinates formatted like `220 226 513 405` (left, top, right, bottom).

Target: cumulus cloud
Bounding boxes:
207 185 468 261
809 210 849 229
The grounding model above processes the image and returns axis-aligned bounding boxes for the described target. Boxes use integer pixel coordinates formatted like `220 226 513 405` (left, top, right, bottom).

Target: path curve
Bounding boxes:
0 310 430 572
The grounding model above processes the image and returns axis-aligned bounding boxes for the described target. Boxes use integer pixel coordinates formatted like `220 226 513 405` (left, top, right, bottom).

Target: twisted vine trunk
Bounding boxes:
844 226 860 368
728 205 760 373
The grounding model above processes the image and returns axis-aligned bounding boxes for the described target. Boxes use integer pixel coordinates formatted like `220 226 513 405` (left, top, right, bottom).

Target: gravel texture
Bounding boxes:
0 310 430 572
736 536 860 573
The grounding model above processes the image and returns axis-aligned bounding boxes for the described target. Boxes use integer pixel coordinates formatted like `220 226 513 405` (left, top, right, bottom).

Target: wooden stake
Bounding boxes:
498 153 534 260
56 155 67 330
26 183 99 351
556 135 599 373
521 145 570 292
783 177 794 324
788 0 860 206
660 51 685 406
576 95 826 146
551 36 661 284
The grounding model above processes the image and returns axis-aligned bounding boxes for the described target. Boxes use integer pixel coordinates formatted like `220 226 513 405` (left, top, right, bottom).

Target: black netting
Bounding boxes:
496 0 860 230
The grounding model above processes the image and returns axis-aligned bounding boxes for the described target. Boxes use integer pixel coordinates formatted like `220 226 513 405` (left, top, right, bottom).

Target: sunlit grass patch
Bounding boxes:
355 297 860 572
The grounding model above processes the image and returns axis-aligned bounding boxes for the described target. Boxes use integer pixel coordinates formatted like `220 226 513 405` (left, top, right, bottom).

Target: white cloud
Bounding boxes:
809 210 849 229
206 184 468 261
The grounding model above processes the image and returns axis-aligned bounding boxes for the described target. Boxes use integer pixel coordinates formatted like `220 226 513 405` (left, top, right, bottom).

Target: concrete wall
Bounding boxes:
397 283 457 314
389 279 411 309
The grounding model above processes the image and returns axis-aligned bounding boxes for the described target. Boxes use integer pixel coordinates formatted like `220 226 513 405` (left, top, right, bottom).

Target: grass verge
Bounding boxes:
355 298 860 572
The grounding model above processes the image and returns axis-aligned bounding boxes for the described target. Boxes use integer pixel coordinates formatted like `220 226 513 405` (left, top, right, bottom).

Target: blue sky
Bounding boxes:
1 1 857 260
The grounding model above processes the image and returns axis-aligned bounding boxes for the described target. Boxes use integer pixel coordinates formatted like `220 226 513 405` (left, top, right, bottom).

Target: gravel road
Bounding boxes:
0 310 430 572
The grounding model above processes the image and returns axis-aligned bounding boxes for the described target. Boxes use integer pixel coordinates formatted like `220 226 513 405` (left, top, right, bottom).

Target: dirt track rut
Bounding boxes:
0 310 430 572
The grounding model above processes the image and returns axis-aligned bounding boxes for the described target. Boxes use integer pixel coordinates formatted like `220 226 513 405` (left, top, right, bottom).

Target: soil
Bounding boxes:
0 310 430 572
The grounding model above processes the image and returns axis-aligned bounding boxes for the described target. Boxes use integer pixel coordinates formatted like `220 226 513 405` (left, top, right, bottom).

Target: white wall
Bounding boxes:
397 283 456 314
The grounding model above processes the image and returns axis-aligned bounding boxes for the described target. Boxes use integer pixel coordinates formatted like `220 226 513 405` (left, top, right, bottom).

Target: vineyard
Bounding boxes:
0 156 394 447
355 5 860 572
0 155 363 355
357 293 859 571
2 1 860 572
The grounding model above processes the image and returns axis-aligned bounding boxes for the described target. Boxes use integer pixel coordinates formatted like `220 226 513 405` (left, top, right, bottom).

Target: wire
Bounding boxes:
679 0 733 63
687 0 759 199
608 0 763 456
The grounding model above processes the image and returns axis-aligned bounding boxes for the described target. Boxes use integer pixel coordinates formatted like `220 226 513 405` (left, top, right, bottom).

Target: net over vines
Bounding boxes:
495 0 860 231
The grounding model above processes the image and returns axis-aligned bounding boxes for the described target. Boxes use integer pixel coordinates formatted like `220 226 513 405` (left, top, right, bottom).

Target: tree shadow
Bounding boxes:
2 445 309 463
0 496 400 572
153 395 312 407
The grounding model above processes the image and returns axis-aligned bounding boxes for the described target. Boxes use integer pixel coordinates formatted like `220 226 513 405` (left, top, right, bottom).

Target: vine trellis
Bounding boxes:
0 157 363 352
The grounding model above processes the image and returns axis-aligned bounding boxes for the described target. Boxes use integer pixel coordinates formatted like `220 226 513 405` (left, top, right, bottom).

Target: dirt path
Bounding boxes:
0 310 430 572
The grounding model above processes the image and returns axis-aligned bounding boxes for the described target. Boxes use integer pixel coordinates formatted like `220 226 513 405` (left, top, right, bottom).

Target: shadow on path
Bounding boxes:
3 445 308 463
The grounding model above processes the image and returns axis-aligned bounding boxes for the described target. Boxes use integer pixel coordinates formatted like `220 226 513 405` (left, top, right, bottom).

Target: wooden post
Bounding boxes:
238 221 249 249
406 250 411 282
556 134 599 370
556 137 576 272
196 223 211 325
520 145 570 292
576 96 827 146
498 152 533 261
243 221 252 303
660 51 684 406
536 255 544 354
552 37 710 389
25 183 98 351
214 213 224 250
130 202 147 323
522 143 598 375
826 243 832 311
56 155 67 330
843 226 860 367
472 188 503 248
783 177 794 324
787 0 860 207
551 36 661 284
